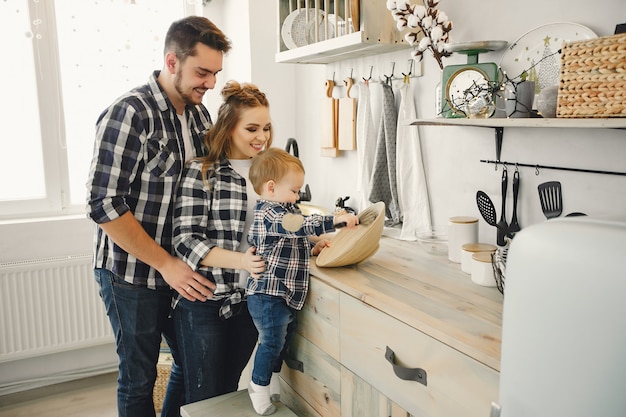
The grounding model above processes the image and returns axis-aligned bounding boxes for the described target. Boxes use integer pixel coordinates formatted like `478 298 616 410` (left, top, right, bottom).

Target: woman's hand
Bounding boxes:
241 246 265 278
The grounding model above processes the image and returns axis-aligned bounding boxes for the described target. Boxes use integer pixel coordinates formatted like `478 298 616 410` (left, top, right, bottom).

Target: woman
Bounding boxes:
172 80 272 405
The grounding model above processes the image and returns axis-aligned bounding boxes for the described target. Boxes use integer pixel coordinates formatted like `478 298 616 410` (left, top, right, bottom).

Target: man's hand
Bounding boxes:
160 255 216 302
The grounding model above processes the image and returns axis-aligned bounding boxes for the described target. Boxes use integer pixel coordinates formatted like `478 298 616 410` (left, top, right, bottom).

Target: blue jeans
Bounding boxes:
95 268 184 417
172 297 258 404
247 294 297 386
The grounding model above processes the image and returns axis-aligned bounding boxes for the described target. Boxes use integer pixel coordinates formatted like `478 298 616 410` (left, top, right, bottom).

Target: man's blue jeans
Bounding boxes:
95 268 184 417
247 293 297 386
172 297 258 404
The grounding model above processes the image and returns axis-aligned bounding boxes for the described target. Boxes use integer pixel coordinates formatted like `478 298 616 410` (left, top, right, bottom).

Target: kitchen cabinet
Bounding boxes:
276 0 411 64
279 237 502 416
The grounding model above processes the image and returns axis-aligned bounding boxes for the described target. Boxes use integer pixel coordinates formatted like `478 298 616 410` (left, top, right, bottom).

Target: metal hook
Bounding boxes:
515 163 519 173
402 59 413 77
535 165 540 176
385 62 395 79
363 66 373 82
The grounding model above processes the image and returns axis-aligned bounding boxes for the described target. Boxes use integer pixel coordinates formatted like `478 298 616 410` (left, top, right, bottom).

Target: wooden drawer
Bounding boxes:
281 333 340 417
297 276 340 360
280 276 342 417
340 294 499 417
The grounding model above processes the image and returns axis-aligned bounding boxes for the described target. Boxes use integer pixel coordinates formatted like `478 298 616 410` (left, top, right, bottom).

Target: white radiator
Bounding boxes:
0 254 114 363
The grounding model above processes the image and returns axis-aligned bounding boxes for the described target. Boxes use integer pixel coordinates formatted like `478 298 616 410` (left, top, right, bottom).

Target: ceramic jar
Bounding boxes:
461 243 497 274
447 216 478 263
471 252 497 287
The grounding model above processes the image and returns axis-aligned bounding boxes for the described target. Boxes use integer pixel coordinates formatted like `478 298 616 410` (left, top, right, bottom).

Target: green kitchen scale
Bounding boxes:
440 40 508 118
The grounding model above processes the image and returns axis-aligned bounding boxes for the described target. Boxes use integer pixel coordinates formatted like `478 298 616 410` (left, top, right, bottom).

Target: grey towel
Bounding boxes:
369 82 400 225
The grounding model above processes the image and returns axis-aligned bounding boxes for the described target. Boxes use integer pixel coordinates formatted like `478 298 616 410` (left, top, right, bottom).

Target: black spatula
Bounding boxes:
538 181 563 219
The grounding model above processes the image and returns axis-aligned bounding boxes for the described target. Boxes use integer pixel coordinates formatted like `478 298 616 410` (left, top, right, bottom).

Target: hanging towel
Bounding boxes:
396 82 432 240
356 81 377 212
369 81 400 225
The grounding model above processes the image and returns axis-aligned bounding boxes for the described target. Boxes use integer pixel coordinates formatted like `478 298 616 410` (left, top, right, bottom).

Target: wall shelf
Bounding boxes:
409 118 626 129
275 31 409 64
276 0 411 65
410 118 626 161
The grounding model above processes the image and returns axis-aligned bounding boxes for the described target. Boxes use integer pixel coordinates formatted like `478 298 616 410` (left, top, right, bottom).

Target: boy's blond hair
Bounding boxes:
249 148 305 195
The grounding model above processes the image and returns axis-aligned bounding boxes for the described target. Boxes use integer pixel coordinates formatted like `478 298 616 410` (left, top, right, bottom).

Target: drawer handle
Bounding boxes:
385 346 428 386
284 356 304 373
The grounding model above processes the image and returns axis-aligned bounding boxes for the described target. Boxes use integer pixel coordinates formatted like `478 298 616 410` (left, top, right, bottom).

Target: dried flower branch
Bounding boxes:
386 0 453 70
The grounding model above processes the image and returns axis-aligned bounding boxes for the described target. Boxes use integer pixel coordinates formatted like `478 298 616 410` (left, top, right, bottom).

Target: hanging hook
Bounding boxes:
363 65 373 83
384 62 395 79
515 163 519 173
535 165 540 176
402 59 413 77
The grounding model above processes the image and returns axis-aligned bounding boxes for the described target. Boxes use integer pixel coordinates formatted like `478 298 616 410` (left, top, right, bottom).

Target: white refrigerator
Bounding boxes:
493 216 626 417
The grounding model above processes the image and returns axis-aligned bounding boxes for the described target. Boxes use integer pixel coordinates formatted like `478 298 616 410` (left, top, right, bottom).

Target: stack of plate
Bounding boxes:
281 8 343 49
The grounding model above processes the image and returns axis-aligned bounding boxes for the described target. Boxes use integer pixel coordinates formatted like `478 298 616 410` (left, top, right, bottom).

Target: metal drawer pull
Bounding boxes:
385 346 428 386
284 356 304 373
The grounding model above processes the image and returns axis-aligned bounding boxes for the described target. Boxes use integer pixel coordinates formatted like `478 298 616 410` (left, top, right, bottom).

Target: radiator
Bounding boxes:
0 254 114 363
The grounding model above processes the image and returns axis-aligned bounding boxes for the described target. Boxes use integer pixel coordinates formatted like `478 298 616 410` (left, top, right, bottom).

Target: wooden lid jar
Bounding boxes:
461 243 497 274
447 216 478 263
471 251 497 287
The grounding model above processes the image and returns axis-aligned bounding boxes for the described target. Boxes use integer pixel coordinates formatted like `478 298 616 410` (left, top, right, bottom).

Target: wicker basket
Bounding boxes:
153 352 173 412
556 32 626 118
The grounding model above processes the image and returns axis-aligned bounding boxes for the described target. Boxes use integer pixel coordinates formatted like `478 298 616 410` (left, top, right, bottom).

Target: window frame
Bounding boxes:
0 0 200 221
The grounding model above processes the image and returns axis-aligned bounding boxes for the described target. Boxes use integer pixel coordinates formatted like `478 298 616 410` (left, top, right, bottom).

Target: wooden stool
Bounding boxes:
180 389 298 417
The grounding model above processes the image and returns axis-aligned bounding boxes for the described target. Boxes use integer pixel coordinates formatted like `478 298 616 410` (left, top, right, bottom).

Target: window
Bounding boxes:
0 0 199 219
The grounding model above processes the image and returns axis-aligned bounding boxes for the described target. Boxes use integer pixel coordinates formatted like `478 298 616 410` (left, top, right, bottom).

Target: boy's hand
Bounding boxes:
312 239 331 256
334 213 359 229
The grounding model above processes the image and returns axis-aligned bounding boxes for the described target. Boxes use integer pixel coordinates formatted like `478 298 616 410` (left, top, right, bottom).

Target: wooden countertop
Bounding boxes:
310 237 503 372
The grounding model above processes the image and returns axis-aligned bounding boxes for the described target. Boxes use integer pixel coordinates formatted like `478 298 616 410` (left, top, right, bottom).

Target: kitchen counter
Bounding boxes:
281 236 502 416
311 236 503 371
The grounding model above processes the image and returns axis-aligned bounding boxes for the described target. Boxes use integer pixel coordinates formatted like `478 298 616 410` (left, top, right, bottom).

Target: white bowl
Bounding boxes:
416 229 448 256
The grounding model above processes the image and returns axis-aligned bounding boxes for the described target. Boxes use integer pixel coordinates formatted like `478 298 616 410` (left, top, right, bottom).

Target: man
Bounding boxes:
86 16 230 417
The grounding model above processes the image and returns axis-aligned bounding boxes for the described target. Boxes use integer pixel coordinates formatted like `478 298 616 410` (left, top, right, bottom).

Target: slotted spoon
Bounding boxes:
538 181 563 219
476 191 498 228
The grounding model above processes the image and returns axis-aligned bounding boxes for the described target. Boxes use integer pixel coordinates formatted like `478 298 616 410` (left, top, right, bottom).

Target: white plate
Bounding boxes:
281 8 325 50
499 22 596 90
307 13 343 43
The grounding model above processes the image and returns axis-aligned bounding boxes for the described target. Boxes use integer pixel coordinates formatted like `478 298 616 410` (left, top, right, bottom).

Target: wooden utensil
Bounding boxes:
338 77 356 150
320 79 338 157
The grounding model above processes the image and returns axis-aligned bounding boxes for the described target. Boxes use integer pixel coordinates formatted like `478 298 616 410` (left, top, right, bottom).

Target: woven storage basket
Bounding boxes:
556 32 626 118
153 352 173 412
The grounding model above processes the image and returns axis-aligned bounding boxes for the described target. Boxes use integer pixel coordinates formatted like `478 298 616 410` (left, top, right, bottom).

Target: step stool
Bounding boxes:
180 389 298 417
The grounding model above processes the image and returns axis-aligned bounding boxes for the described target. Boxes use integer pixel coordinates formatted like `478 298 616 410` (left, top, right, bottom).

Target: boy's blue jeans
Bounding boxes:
247 293 298 386
95 268 184 417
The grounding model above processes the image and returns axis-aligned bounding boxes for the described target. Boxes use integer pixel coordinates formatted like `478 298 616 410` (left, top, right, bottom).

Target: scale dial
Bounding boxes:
446 67 490 112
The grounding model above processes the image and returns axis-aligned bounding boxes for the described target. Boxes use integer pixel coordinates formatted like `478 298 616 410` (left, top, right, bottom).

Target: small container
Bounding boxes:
461 243 497 274
448 216 478 263
471 252 497 287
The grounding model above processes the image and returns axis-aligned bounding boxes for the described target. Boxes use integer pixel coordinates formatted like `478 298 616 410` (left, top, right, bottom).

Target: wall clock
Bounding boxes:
440 41 507 118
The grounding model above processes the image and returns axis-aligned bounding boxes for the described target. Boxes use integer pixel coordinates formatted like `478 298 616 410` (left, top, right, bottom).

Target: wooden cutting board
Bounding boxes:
338 77 356 150
320 79 338 157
